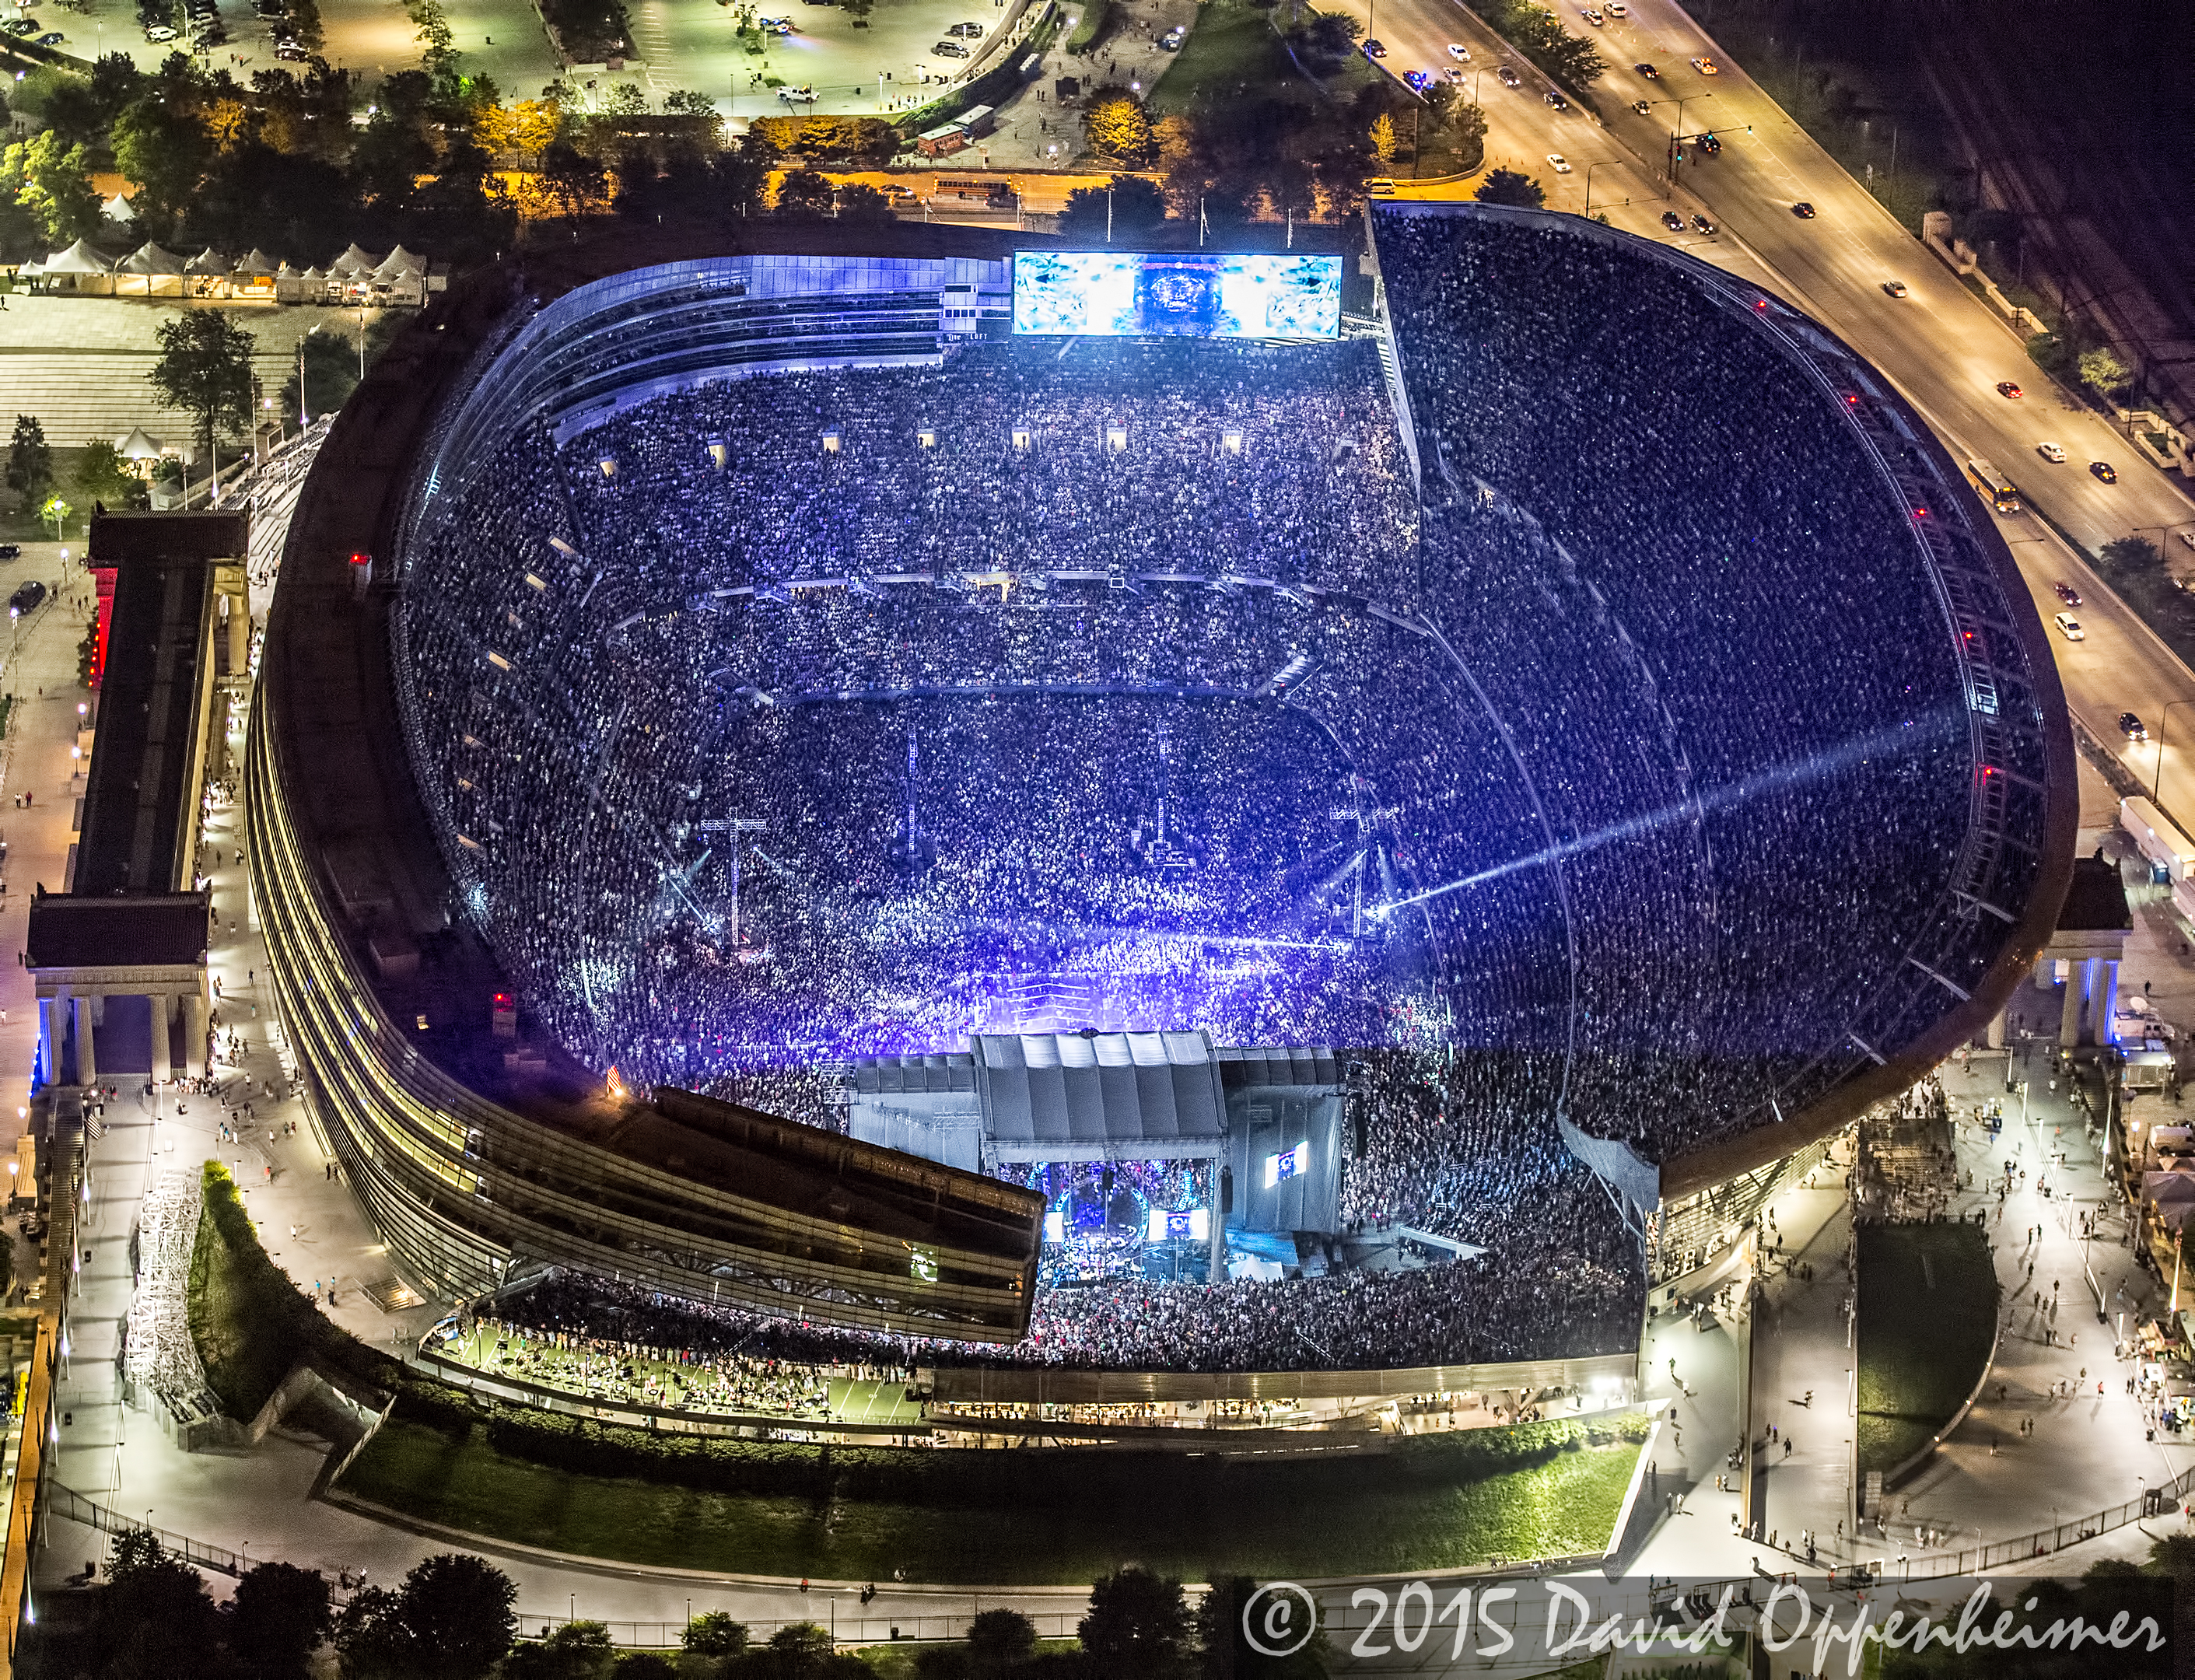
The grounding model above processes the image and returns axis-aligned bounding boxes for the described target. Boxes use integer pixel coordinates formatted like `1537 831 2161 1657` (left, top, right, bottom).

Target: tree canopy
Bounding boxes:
149 310 258 464
1476 166 1546 207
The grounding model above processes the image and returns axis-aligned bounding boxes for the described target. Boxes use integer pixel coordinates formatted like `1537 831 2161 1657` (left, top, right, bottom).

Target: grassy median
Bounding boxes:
1857 1222 2000 1475
338 1412 1644 1583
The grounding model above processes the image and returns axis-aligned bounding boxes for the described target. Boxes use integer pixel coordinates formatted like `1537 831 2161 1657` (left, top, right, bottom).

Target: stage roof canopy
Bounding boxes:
974 1031 1227 1161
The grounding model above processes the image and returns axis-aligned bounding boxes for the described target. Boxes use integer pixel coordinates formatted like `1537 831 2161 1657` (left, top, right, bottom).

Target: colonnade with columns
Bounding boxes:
33 967 208 1088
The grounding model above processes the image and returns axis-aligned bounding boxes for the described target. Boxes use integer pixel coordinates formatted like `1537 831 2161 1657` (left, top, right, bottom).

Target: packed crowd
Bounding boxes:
436 1309 843 1417
377 226 2039 1373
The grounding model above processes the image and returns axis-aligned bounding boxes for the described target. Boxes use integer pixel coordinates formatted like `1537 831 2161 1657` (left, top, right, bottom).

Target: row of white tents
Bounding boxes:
15 240 441 303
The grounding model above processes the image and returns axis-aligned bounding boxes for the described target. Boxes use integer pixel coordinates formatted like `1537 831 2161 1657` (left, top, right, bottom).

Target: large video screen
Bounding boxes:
1012 251 1343 340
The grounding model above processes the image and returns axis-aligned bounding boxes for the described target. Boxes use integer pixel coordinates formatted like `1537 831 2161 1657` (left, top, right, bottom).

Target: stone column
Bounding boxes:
227 594 250 677
2091 957 2120 1048
184 992 208 1080
2060 961 2086 1048
72 995 96 1087
2035 954 2057 990
37 997 58 1090
150 993 173 1085
1987 1007 2007 1050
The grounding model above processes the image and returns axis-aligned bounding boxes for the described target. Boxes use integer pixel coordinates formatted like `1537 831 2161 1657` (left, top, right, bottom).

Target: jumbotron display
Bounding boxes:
1012 250 1343 338
253 216 2070 1378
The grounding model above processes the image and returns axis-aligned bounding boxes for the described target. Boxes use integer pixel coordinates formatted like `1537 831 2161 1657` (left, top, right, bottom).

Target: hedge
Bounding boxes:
390 1377 1648 1513
191 1161 402 1419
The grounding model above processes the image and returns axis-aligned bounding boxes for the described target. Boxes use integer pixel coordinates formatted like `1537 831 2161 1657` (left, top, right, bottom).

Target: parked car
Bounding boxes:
1404 68 1432 89
757 15 793 29
932 38 968 55
944 19 983 33
274 37 306 56
2037 442 2067 463
0 19 37 36
1157 25 1183 47
144 19 177 35
8 581 45 617
1362 37 1387 57
0 544 19 562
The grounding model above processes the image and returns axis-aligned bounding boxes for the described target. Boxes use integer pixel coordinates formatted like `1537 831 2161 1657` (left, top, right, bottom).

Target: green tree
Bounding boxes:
137 0 177 32
1059 171 1167 237
1196 1578 1332 1678
408 0 458 75
112 97 215 222
1085 89 1156 166
73 440 147 511
611 1654 677 1679
682 1612 748 1657
332 1552 516 1680
501 1620 614 1680
773 166 835 218
1368 111 1397 163
2101 536 2162 574
537 140 610 219
1286 10 1360 69
1080 1566 1191 1679
91 1527 224 1679
149 311 257 469
227 1560 335 1680
1 130 103 244
288 0 325 53
964 1608 1038 1670
836 181 894 224
662 88 719 119
2080 345 2133 401
604 81 649 116
6 416 52 509
1476 166 1545 207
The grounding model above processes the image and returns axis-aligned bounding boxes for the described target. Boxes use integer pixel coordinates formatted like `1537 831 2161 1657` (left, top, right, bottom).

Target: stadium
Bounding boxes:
249 207 2074 1406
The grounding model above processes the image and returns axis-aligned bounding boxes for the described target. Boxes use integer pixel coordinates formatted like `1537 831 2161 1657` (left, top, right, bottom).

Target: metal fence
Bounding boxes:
507 1612 1085 1651
49 1486 247 1581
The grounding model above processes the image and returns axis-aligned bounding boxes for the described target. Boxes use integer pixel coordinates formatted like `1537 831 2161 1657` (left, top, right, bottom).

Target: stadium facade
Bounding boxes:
249 213 2074 1380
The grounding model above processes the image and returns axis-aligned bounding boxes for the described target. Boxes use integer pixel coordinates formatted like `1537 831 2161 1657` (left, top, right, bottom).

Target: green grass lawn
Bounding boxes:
1147 0 1315 117
188 1167 298 1422
1857 1223 2000 1475
339 1419 1641 1584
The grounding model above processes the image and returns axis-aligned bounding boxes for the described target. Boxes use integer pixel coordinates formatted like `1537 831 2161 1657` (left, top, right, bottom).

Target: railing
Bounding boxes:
49 1486 252 1583
506 1612 1083 1651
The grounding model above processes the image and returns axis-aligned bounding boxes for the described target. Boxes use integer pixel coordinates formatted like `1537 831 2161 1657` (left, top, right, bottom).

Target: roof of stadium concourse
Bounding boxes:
75 512 240 897
26 891 208 969
260 224 1058 1145
974 1031 1228 1161
2058 853 2133 933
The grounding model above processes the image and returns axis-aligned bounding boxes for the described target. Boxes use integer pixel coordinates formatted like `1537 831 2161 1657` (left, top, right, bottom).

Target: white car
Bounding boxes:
145 21 177 37
1604 1 1626 12
2052 612 2085 642
2036 442 2067 463
1445 41 1468 59
1547 153 1573 173
1444 65 1465 81
1581 7 1605 23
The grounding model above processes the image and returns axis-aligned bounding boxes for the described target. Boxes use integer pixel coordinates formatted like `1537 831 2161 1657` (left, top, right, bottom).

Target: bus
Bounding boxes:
1966 459 2022 514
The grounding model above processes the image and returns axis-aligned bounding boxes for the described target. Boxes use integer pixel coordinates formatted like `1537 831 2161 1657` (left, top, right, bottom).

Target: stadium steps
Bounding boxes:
0 347 320 451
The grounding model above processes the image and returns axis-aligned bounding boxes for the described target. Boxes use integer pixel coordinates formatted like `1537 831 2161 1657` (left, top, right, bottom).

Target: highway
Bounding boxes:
1336 0 2195 824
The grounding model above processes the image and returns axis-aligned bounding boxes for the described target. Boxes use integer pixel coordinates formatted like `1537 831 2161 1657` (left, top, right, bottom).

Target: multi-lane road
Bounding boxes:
1342 0 2195 821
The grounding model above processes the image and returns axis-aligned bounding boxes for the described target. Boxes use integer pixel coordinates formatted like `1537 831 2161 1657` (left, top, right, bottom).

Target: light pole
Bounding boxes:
2150 698 2195 813
1583 159 1625 217
1647 94 1715 194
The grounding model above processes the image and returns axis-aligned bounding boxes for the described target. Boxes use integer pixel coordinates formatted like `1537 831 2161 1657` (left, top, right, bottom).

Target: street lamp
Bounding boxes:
2150 698 2195 814
1647 94 1716 194
1583 159 1626 217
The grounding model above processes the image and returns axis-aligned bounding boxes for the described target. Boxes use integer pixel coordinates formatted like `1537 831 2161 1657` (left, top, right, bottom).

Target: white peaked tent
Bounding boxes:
234 248 280 277
373 244 425 282
115 240 187 297
327 243 376 278
102 192 137 225
115 427 166 462
184 248 233 276
117 241 187 275
43 240 114 273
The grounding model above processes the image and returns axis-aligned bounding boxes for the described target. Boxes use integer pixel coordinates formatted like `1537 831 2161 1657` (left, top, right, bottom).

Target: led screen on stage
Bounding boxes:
1012 251 1343 340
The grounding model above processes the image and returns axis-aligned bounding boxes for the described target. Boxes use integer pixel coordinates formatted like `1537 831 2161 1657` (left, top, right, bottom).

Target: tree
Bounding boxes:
611 1655 677 1679
408 0 458 76
2101 537 2162 574
843 0 873 25
1084 89 1156 166
226 1560 335 1680
149 311 257 469
682 1612 748 1657
93 1526 224 1680
773 167 835 219
137 0 177 31
2081 345 2133 402
1079 1566 1191 1679
74 440 148 511
287 0 324 54
112 97 215 223
1476 166 1545 208
1195 1578 1332 1678
964 1608 1038 1670
604 82 649 116
662 89 719 119
836 182 894 224
1368 111 1397 163
537 140 610 219
6 416 52 509
500 1621 614 1680
1059 172 1167 238
476 97 562 161
334 1552 516 1680
2 130 103 243
1285 10 1360 69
